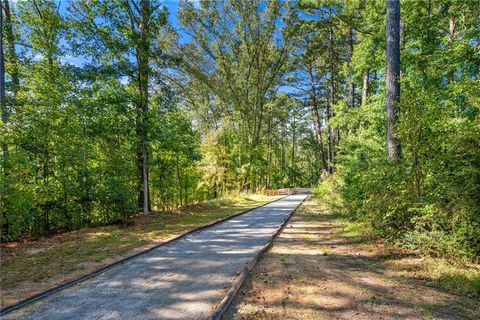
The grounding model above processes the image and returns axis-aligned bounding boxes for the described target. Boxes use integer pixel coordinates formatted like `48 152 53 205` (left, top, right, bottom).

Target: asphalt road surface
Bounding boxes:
4 194 308 320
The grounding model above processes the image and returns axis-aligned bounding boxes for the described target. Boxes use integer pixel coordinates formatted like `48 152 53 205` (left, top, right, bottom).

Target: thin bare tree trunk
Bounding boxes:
1 0 9 157
291 113 296 187
327 101 334 174
361 70 369 106
267 119 272 188
448 17 456 83
3 0 18 95
347 27 355 108
313 107 328 174
328 5 337 173
281 126 286 186
0 1 5 118
136 0 151 213
184 173 188 206
306 62 328 174
176 152 182 207
386 0 402 161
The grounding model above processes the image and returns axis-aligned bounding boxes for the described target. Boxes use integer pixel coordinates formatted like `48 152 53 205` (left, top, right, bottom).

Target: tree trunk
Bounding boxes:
448 17 456 83
281 126 286 186
184 173 188 205
176 152 182 207
291 113 296 187
449 17 456 42
327 101 334 174
0 1 11 237
267 119 272 188
361 70 369 106
223 134 227 194
136 0 151 213
306 63 328 174
386 0 402 161
328 5 337 173
313 106 328 174
3 0 19 95
347 27 355 108
1 0 8 157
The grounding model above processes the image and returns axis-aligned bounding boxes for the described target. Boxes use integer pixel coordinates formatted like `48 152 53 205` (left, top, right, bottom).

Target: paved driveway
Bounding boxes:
4 194 307 320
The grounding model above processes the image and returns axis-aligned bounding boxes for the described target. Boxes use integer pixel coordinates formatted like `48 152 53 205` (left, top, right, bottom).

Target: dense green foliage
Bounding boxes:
0 0 205 239
177 0 320 192
305 0 479 261
1 0 319 240
1 0 478 263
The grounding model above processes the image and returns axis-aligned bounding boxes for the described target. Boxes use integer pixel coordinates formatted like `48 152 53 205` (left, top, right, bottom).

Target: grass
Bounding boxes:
336 220 374 244
384 256 480 296
313 185 480 300
331 214 480 298
0 194 278 307
416 259 480 297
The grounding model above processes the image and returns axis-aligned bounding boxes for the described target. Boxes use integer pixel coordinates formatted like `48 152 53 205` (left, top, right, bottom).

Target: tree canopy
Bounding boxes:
1 0 479 261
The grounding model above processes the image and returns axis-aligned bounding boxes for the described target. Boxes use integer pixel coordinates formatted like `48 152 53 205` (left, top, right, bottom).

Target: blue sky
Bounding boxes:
164 0 182 27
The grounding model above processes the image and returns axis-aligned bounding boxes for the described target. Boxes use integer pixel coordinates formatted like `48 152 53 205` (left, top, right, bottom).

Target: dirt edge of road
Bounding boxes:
212 195 309 320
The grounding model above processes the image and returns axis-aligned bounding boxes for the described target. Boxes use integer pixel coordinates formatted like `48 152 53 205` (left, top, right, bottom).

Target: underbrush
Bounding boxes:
206 198 236 207
314 175 480 297
422 259 480 297
315 170 479 263
403 228 480 263
206 192 272 208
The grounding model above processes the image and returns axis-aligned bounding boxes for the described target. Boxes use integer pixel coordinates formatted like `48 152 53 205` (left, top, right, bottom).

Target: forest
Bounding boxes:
1 0 479 265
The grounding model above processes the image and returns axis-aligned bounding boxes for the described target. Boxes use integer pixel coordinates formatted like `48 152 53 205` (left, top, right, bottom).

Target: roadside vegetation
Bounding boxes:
316 163 480 298
303 0 480 265
337 217 480 299
316 174 480 293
